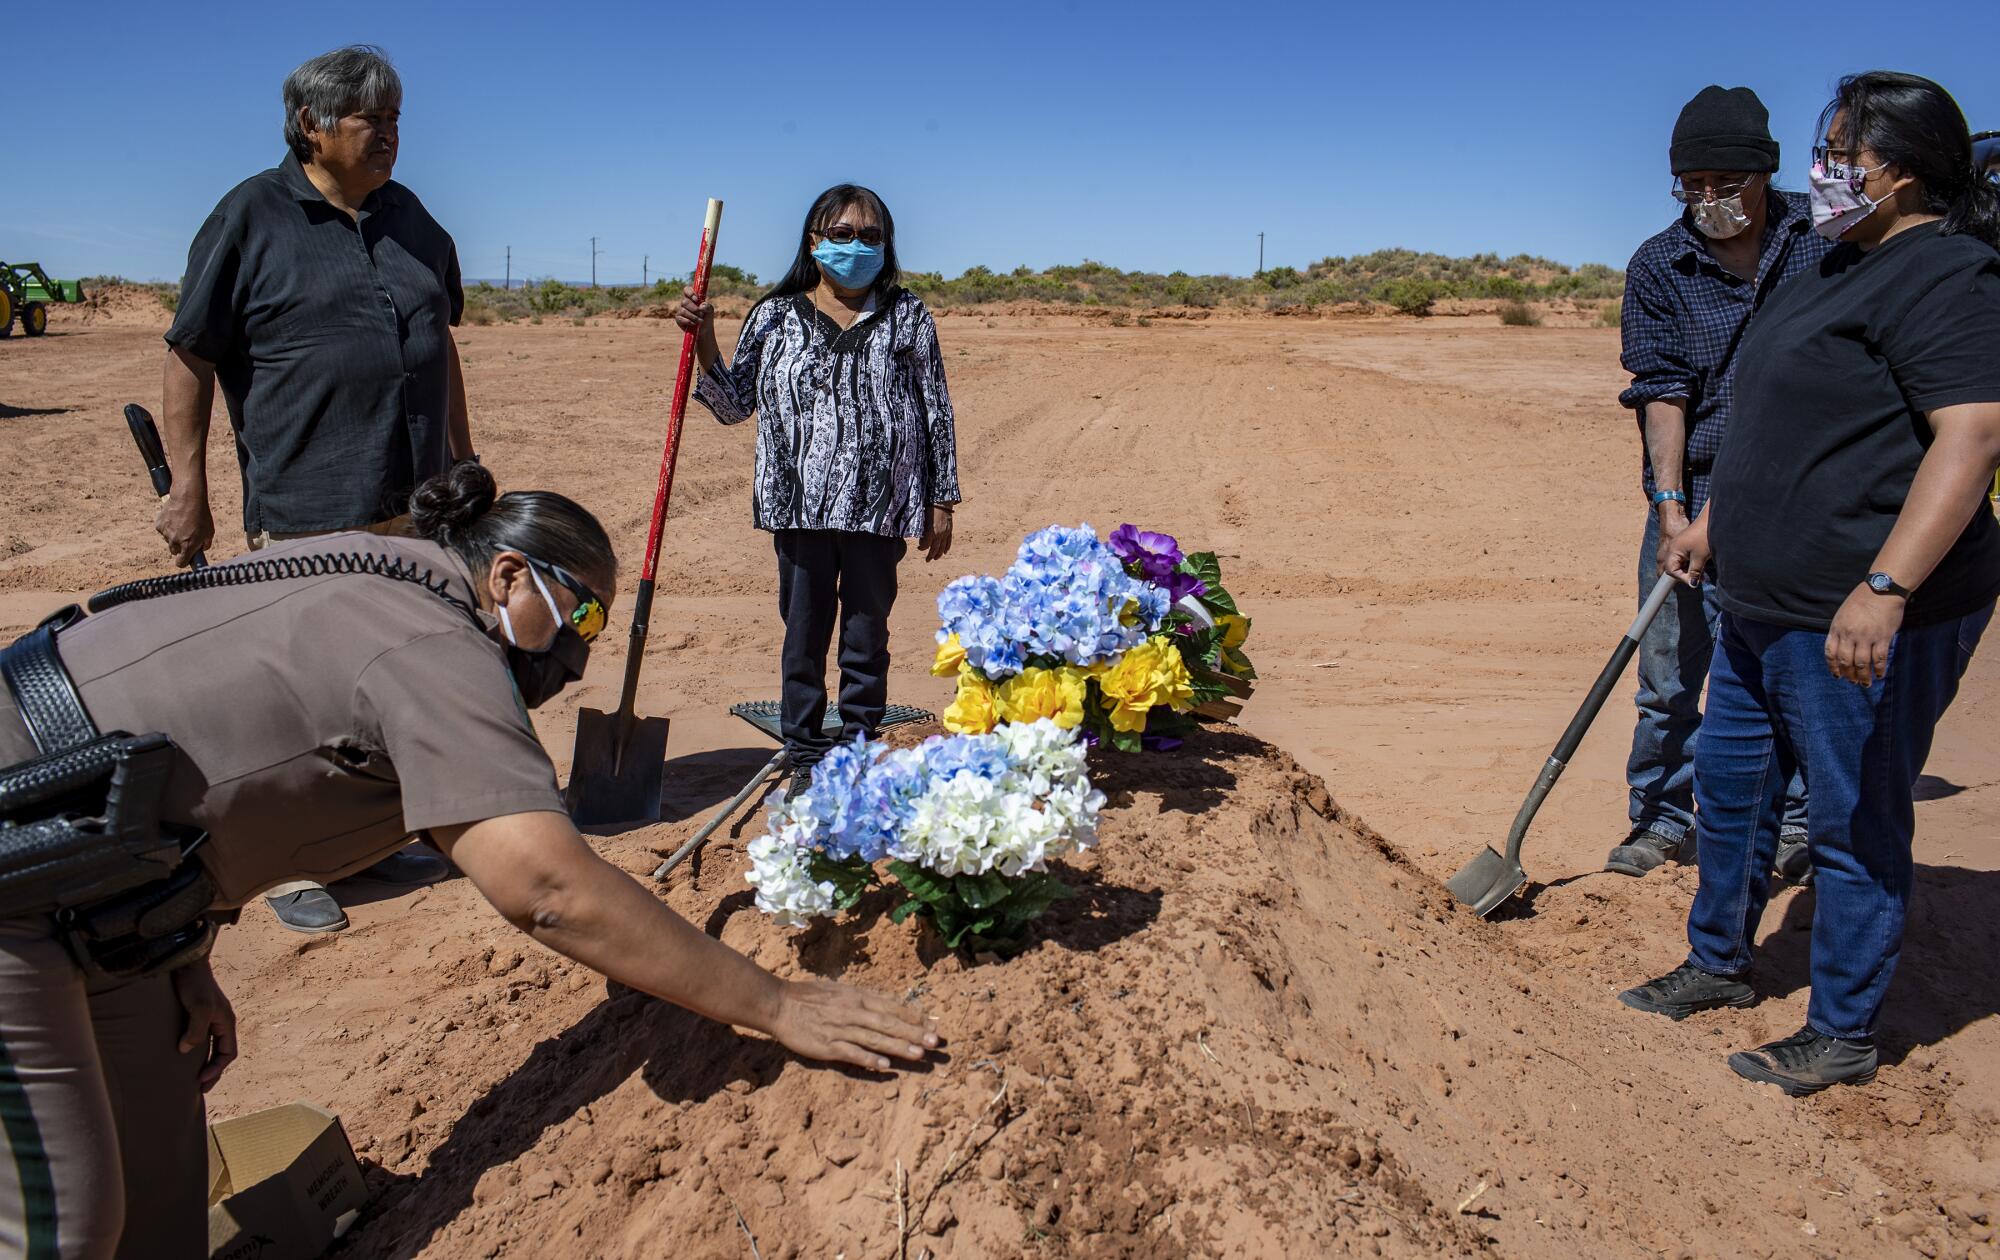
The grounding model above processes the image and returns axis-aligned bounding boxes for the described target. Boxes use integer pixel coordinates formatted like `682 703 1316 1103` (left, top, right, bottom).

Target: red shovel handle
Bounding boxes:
641 197 724 583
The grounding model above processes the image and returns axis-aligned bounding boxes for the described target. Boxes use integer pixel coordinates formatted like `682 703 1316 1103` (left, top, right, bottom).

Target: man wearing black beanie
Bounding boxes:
1605 86 1831 881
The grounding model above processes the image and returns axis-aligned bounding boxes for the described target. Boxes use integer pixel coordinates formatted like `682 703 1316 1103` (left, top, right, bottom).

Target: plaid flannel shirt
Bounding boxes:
1618 190 1829 519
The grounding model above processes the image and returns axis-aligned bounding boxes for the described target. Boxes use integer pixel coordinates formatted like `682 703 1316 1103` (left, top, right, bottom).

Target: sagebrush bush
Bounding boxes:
1375 278 1443 317
1498 301 1540 326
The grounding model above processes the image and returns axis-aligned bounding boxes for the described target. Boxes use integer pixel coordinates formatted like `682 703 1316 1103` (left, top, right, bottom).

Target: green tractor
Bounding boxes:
0 262 86 338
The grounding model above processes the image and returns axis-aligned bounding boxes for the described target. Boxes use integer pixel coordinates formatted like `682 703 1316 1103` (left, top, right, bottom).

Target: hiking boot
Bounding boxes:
1604 828 1690 877
1617 962 1756 1020
1728 1025 1877 1095
1773 831 1813 886
343 847 450 887
266 885 348 934
786 765 814 802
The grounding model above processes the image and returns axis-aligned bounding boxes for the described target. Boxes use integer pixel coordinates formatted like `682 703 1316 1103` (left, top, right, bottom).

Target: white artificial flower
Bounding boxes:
744 828 837 927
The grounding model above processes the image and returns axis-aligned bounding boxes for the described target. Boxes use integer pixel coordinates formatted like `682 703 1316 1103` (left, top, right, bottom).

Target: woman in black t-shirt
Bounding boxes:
1617 72 2000 1094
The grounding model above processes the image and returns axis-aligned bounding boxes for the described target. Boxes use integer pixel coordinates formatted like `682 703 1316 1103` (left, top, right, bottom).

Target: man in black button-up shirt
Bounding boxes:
158 44 472 559
155 45 467 932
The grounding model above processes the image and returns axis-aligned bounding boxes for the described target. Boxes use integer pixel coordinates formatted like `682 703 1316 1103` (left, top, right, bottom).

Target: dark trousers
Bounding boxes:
773 529 906 767
1686 604 1991 1039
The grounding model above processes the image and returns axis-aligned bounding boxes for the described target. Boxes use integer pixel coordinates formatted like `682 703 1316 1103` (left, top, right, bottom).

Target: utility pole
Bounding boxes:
1257 232 1265 274
505 245 511 290
590 236 602 288
643 255 649 287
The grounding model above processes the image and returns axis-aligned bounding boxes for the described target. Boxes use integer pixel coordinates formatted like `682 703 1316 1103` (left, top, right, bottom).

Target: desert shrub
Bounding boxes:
1375 278 1443 316
1600 300 1622 327
1498 301 1541 327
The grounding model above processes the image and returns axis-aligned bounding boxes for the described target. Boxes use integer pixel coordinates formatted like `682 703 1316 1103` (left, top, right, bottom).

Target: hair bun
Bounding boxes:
409 461 498 544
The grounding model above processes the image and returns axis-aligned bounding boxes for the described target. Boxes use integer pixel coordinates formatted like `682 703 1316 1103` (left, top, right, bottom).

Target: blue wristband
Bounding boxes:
1650 490 1688 509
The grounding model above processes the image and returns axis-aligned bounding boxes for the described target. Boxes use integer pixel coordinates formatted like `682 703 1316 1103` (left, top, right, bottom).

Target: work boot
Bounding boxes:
266 885 348 934
1604 827 1690 877
1728 1025 1877 1095
1773 831 1813 886
1617 962 1756 1020
786 765 815 802
344 847 449 887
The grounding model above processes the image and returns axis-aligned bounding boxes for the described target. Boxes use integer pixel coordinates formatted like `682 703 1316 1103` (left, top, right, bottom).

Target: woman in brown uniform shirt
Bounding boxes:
0 464 936 1260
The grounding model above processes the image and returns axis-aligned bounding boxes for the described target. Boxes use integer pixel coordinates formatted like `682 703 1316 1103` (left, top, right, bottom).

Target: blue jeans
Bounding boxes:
1626 513 1808 844
1686 604 1992 1039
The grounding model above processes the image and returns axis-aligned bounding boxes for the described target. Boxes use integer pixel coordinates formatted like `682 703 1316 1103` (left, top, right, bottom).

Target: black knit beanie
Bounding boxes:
1670 86 1780 174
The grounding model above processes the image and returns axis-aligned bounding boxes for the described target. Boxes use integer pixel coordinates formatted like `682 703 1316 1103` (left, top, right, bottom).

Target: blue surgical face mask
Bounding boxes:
811 238 885 290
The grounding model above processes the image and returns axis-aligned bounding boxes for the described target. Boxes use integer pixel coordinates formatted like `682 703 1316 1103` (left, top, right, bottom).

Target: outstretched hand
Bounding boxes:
770 978 938 1072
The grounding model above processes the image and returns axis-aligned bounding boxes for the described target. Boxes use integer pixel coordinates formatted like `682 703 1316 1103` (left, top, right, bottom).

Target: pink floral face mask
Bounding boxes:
1808 154 1888 241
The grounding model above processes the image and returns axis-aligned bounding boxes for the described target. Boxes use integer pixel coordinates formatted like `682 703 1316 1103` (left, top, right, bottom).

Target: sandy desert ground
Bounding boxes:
4 295 1998 1258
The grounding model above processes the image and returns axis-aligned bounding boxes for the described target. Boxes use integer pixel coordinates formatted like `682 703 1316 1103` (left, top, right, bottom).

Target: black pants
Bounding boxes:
773 529 906 766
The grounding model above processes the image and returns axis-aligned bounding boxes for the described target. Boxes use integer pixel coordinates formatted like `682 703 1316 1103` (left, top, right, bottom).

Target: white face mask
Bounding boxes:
496 563 563 650
1691 193 1753 240
1808 157 1888 241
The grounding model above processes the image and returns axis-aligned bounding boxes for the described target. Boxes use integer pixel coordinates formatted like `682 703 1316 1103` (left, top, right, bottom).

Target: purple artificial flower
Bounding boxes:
1161 570 1208 605
1108 523 1183 583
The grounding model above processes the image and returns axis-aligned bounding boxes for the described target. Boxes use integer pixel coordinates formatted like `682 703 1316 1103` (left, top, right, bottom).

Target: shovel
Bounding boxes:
1446 572 1678 917
565 198 723 825
121 403 206 568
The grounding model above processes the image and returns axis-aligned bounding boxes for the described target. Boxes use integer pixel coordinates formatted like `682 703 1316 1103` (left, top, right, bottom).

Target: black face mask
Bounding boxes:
506 625 591 708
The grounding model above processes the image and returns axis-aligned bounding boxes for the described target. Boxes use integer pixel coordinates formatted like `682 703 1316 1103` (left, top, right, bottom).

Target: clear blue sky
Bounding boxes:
7 0 1995 286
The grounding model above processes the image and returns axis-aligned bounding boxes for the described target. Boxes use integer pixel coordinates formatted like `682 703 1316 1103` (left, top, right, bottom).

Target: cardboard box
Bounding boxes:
206 1103 367 1260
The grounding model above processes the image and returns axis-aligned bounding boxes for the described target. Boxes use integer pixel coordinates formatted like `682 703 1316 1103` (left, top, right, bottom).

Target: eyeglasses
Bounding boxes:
525 556 607 643
1670 178 1755 205
814 224 886 247
1810 146 1887 185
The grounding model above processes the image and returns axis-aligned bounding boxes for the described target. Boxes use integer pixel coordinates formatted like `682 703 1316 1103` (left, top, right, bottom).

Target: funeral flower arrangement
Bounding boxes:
744 720 1105 954
932 523 1256 751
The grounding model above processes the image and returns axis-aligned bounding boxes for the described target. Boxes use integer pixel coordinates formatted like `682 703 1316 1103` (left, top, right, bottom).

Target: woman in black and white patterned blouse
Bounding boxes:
681 184 962 785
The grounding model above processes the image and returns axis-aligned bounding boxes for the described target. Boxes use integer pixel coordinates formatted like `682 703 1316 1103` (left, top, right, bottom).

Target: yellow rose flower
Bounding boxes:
931 633 967 678
1096 635 1195 732
1217 613 1250 650
993 666 1088 729
943 670 999 734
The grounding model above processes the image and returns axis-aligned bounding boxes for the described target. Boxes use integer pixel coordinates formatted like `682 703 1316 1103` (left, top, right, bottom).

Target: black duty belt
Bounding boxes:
0 606 98 754
0 606 217 980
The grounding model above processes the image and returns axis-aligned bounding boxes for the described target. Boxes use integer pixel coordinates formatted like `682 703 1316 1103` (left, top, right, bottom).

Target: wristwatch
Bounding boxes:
1866 572 1912 598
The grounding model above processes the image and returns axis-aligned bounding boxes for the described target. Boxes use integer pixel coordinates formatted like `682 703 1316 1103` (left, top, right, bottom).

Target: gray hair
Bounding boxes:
282 45 402 161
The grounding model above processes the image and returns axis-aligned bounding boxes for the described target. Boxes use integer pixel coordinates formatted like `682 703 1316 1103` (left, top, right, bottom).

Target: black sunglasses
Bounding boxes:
814 224 886 247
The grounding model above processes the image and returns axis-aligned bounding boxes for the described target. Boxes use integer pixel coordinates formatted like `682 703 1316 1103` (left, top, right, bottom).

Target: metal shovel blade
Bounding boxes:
564 708 671 826
1446 846 1529 918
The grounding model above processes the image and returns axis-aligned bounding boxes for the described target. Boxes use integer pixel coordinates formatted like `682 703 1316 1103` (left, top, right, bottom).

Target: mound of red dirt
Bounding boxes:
45 283 174 329
261 723 1968 1259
